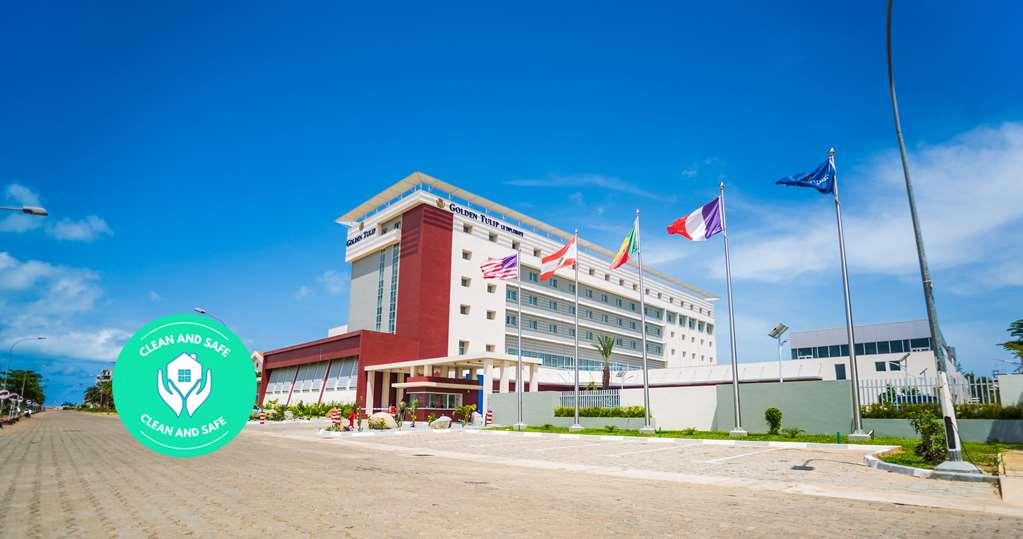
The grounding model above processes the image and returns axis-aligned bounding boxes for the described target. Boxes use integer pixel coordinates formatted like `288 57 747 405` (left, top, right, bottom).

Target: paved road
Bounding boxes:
1 412 1019 538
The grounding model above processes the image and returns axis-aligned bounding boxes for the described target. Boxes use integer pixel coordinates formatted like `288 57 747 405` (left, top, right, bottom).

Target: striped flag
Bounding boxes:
540 237 576 281
480 254 519 280
609 218 639 270
666 198 722 241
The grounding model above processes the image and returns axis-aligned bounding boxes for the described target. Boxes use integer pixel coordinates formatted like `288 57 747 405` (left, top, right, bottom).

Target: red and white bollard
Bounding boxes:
259 409 266 424
485 409 493 426
329 408 341 428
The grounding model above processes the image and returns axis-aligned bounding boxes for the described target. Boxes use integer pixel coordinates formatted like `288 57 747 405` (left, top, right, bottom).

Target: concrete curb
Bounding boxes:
862 451 999 483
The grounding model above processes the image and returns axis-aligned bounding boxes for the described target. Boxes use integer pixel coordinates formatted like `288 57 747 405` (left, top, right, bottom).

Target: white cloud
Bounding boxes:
681 166 699 178
506 173 674 202
713 122 1023 289
46 215 113 242
0 252 128 362
293 285 312 299
147 290 163 302
317 270 348 296
0 184 43 233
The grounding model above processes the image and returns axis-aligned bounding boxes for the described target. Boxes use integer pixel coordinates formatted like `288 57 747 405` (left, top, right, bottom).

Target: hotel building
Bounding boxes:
257 172 718 418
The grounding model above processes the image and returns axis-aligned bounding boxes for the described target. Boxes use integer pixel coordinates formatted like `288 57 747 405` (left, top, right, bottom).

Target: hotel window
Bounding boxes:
458 341 469 355
549 323 557 333
568 328 575 337
375 249 386 331
486 344 496 353
616 298 623 307
533 248 541 257
568 283 576 293
506 288 517 301
548 300 557 311
601 314 609 323
670 331 675 338
829 345 841 357
585 289 593 298
632 283 638 291
698 321 705 331
462 249 472 260
463 223 473 234
487 283 497 294
617 318 623 327
586 331 594 340
604 273 610 281
671 348 676 355
460 305 470 315
631 341 637 349
527 320 538 330
630 321 636 330
619 278 625 286
874 361 887 372
615 337 623 345
630 303 637 312
489 232 498 242
527 295 538 306
512 240 520 250
529 271 539 282
568 305 575 315
601 294 608 303
548 278 558 288
461 276 471 287
864 342 877 355
877 341 891 354
657 292 662 299
588 268 595 276
505 314 517 325
707 323 714 334
388 244 400 332
486 310 496 320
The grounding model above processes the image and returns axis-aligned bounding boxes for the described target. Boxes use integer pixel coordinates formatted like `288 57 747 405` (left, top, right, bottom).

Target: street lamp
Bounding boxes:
193 307 226 325
0 205 48 216
768 323 789 383
6 336 46 391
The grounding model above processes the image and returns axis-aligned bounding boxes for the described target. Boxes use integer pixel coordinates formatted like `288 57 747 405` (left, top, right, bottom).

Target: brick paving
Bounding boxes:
0 412 1020 538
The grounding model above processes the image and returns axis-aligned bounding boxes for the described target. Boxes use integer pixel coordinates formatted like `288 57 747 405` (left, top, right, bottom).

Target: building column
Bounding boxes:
482 359 493 415
499 362 510 393
381 370 391 410
395 372 405 405
469 368 477 381
365 371 375 416
529 364 539 392
447 367 456 379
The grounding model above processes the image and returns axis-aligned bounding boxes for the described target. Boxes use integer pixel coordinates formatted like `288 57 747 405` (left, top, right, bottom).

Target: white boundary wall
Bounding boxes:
621 386 717 430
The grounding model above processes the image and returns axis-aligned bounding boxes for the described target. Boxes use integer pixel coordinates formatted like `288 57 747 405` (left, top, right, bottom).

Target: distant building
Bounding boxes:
95 369 112 385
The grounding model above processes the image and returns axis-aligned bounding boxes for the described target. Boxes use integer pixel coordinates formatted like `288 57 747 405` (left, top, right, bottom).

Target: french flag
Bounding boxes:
666 198 723 241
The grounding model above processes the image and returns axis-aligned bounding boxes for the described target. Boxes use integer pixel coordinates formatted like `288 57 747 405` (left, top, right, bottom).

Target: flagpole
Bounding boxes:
886 0 974 471
719 183 746 437
514 252 526 431
635 210 654 435
570 230 583 432
829 149 868 440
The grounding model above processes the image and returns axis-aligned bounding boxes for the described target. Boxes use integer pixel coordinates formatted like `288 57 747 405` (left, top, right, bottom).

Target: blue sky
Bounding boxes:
1 2 1020 404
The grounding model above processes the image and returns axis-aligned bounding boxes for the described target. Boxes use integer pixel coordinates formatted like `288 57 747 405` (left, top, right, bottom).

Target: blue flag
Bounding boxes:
774 158 835 194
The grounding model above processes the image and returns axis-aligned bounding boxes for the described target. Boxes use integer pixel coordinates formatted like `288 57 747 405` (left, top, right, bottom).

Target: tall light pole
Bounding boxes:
769 323 789 383
0 206 48 216
6 337 46 417
886 0 977 473
193 307 226 325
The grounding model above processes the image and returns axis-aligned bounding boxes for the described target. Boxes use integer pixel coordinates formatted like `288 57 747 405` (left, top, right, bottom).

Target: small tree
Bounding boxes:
1000 319 1023 372
908 408 948 464
593 335 615 390
764 407 783 435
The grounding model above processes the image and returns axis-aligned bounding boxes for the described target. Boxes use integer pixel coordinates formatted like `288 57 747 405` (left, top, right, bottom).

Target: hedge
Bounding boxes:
554 405 645 418
862 403 1023 420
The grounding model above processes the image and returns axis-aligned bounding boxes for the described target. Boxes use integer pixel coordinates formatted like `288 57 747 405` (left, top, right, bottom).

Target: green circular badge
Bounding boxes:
113 313 255 458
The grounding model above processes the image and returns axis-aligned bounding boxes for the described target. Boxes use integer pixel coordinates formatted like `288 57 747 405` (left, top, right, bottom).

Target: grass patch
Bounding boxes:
484 425 1022 474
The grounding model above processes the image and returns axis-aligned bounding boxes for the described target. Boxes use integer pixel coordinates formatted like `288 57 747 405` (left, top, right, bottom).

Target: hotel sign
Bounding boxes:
345 227 376 247
448 203 525 237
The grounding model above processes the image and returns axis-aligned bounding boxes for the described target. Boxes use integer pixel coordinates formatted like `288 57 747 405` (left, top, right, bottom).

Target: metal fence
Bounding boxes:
858 376 1000 407
560 389 621 409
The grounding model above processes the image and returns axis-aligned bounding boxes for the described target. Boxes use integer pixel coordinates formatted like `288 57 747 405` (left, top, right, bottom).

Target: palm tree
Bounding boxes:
593 336 615 390
1000 319 1023 373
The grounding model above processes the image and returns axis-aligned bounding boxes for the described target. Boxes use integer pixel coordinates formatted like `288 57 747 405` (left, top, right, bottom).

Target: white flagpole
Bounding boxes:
570 230 582 432
830 148 868 440
720 183 746 437
635 210 654 434
514 252 526 431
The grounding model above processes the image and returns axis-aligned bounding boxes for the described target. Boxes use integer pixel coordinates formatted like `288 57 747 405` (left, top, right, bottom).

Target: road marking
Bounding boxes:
530 440 634 453
606 444 701 457
703 447 780 464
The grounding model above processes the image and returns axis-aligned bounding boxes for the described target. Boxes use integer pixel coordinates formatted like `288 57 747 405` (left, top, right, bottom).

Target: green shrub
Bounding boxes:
764 407 783 435
553 406 645 418
680 427 697 436
541 424 554 431
781 427 804 439
862 403 1022 420
908 409 948 464
604 425 618 433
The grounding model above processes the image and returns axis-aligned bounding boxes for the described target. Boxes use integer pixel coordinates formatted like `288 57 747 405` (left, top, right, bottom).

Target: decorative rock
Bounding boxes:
470 411 484 427
284 410 294 421
430 415 452 429
368 412 398 430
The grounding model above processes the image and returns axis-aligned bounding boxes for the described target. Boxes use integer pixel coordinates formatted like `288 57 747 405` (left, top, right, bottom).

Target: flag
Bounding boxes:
609 218 638 270
666 198 723 241
775 157 835 194
480 254 519 280
540 237 577 281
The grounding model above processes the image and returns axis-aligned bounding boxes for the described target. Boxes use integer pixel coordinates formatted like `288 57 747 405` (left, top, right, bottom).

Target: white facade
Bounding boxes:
339 172 718 374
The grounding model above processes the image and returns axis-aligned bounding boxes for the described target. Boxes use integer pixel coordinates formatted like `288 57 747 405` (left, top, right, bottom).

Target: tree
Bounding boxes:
3 369 44 405
593 335 615 390
83 381 114 410
1000 319 1023 372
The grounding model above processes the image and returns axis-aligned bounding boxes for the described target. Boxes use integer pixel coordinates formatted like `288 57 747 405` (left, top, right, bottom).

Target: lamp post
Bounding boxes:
193 307 226 326
0 206 48 216
5 337 45 418
768 323 789 383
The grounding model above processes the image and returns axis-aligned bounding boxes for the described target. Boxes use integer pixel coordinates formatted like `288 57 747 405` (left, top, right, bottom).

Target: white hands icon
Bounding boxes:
158 369 183 415
186 370 211 416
